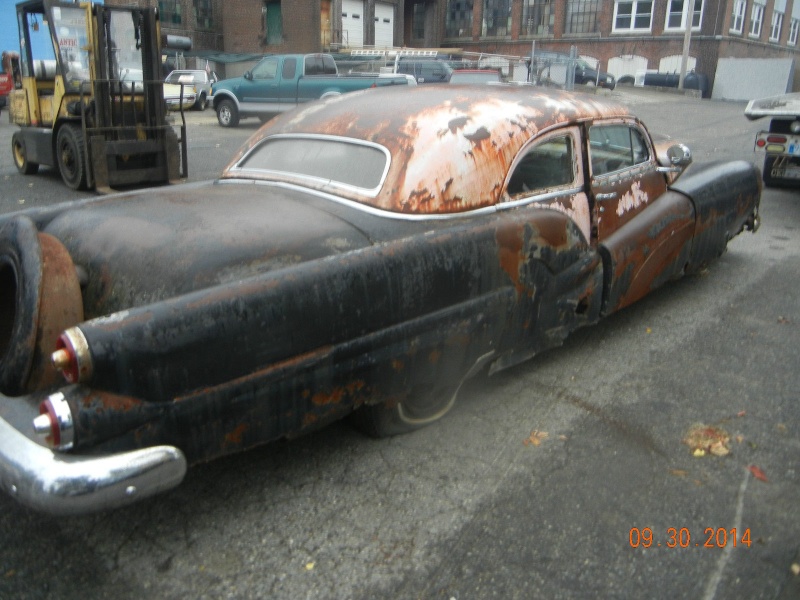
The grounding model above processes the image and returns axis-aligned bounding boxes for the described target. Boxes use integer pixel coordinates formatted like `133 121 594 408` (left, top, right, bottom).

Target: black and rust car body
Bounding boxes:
0 85 760 514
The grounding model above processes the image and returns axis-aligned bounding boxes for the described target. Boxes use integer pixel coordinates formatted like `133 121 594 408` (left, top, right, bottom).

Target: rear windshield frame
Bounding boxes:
228 134 392 198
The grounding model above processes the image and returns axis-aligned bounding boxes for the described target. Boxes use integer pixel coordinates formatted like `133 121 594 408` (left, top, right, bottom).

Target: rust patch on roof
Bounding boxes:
225 86 630 216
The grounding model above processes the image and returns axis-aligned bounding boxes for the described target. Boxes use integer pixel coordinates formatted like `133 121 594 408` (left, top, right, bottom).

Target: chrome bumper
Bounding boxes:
0 415 186 515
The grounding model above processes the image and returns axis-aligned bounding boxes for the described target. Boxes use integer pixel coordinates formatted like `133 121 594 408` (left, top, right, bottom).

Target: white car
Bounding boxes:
165 69 217 110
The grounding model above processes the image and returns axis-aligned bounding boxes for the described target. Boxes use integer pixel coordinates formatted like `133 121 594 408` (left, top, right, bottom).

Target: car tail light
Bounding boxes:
51 327 92 384
33 392 74 450
767 135 787 143
756 139 766 148
765 144 786 153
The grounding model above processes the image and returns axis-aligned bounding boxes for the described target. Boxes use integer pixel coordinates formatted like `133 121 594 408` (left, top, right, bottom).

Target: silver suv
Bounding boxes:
164 69 218 110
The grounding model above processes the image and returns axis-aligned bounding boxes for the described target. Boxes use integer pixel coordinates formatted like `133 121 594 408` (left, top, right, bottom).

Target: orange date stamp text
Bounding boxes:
629 527 751 549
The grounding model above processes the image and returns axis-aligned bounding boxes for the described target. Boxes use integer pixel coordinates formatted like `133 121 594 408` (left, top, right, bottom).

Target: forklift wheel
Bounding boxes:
11 133 39 175
56 124 88 190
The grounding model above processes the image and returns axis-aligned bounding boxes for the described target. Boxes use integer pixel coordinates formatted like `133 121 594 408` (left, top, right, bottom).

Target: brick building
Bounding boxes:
414 0 800 92
106 0 800 92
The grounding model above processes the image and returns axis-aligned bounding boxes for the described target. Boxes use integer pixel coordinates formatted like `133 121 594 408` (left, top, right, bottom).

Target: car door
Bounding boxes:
505 126 592 242
589 121 667 240
588 120 695 313
242 56 281 108
492 126 604 372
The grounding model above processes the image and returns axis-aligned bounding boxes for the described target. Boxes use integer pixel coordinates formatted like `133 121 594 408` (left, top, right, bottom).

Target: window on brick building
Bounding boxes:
750 3 764 37
790 18 800 45
565 0 600 34
445 0 473 37
664 0 703 31
159 0 181 25
522 0 554 36
264 0 283 44
194 0 213 31
613 1 653 33
729 0 745 34
412 3 426 39
770 10 784 42
482 0 512 36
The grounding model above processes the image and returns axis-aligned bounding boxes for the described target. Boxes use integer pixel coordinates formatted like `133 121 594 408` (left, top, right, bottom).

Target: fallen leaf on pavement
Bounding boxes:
791 563 800 576
523 430 549 447
683 424 731 457
748 465 769 482
669 469 688 477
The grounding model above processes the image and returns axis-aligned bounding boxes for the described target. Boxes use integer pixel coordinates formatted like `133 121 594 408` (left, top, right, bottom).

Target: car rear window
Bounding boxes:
234 135 390 194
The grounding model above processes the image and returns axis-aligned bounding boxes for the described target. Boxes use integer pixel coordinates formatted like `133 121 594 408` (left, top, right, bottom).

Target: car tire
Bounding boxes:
195 94 207 111
11 132 39 175
216 99 239 127
349 383 462 438
56 123 88 190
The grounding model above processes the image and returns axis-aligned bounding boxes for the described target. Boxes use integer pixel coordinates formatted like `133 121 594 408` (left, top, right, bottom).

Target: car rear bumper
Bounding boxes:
0 414 186 515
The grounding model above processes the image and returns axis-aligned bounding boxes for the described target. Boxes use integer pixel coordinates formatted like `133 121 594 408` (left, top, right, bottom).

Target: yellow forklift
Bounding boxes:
9 0 187 191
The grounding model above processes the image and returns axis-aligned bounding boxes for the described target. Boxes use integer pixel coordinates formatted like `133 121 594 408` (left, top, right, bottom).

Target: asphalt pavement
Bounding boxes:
0 86 797 600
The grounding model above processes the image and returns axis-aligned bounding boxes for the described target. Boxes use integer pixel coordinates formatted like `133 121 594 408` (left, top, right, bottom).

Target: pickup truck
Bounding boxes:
211 53 413 127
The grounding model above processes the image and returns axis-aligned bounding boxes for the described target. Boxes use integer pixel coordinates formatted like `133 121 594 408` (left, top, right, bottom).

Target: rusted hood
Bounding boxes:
39 181 375 316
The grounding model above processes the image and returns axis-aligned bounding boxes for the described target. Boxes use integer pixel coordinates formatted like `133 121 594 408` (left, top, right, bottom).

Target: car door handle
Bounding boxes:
596 192 618 200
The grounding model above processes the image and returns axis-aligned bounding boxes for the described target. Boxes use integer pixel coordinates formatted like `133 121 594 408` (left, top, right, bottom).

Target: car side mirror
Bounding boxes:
656 143 692 182
666 143 692 167
244 71 253 81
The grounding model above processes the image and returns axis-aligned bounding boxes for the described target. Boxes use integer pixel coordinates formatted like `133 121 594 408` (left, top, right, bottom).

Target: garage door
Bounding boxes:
343 0 364 48
375 2 395 49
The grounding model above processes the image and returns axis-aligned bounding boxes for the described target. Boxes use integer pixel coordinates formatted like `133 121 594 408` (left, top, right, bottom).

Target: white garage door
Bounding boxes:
343 0 364 48
375 2 395 49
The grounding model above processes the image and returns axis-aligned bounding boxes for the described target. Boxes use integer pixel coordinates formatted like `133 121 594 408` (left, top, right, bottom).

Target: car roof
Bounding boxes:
226 85 632 215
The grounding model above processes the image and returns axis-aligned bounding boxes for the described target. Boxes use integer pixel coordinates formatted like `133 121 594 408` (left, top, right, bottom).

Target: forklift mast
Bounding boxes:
9 0 186 192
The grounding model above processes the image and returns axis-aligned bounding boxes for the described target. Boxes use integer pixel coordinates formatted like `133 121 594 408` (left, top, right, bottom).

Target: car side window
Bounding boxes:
252 58 278 80
589 124 650 176
507 134 575 197
282 58 297 80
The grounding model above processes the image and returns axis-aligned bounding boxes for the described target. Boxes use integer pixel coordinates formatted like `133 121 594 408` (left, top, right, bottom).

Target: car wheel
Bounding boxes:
195 94 207 111
349 382 462 438
56 124 88 190
216 99 239 127
11 132 39 175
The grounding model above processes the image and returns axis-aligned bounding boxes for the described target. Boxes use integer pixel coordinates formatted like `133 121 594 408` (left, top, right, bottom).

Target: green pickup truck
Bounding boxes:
211 53 413 127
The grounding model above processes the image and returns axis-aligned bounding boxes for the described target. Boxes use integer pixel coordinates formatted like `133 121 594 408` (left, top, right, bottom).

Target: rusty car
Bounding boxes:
0 85 760 515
